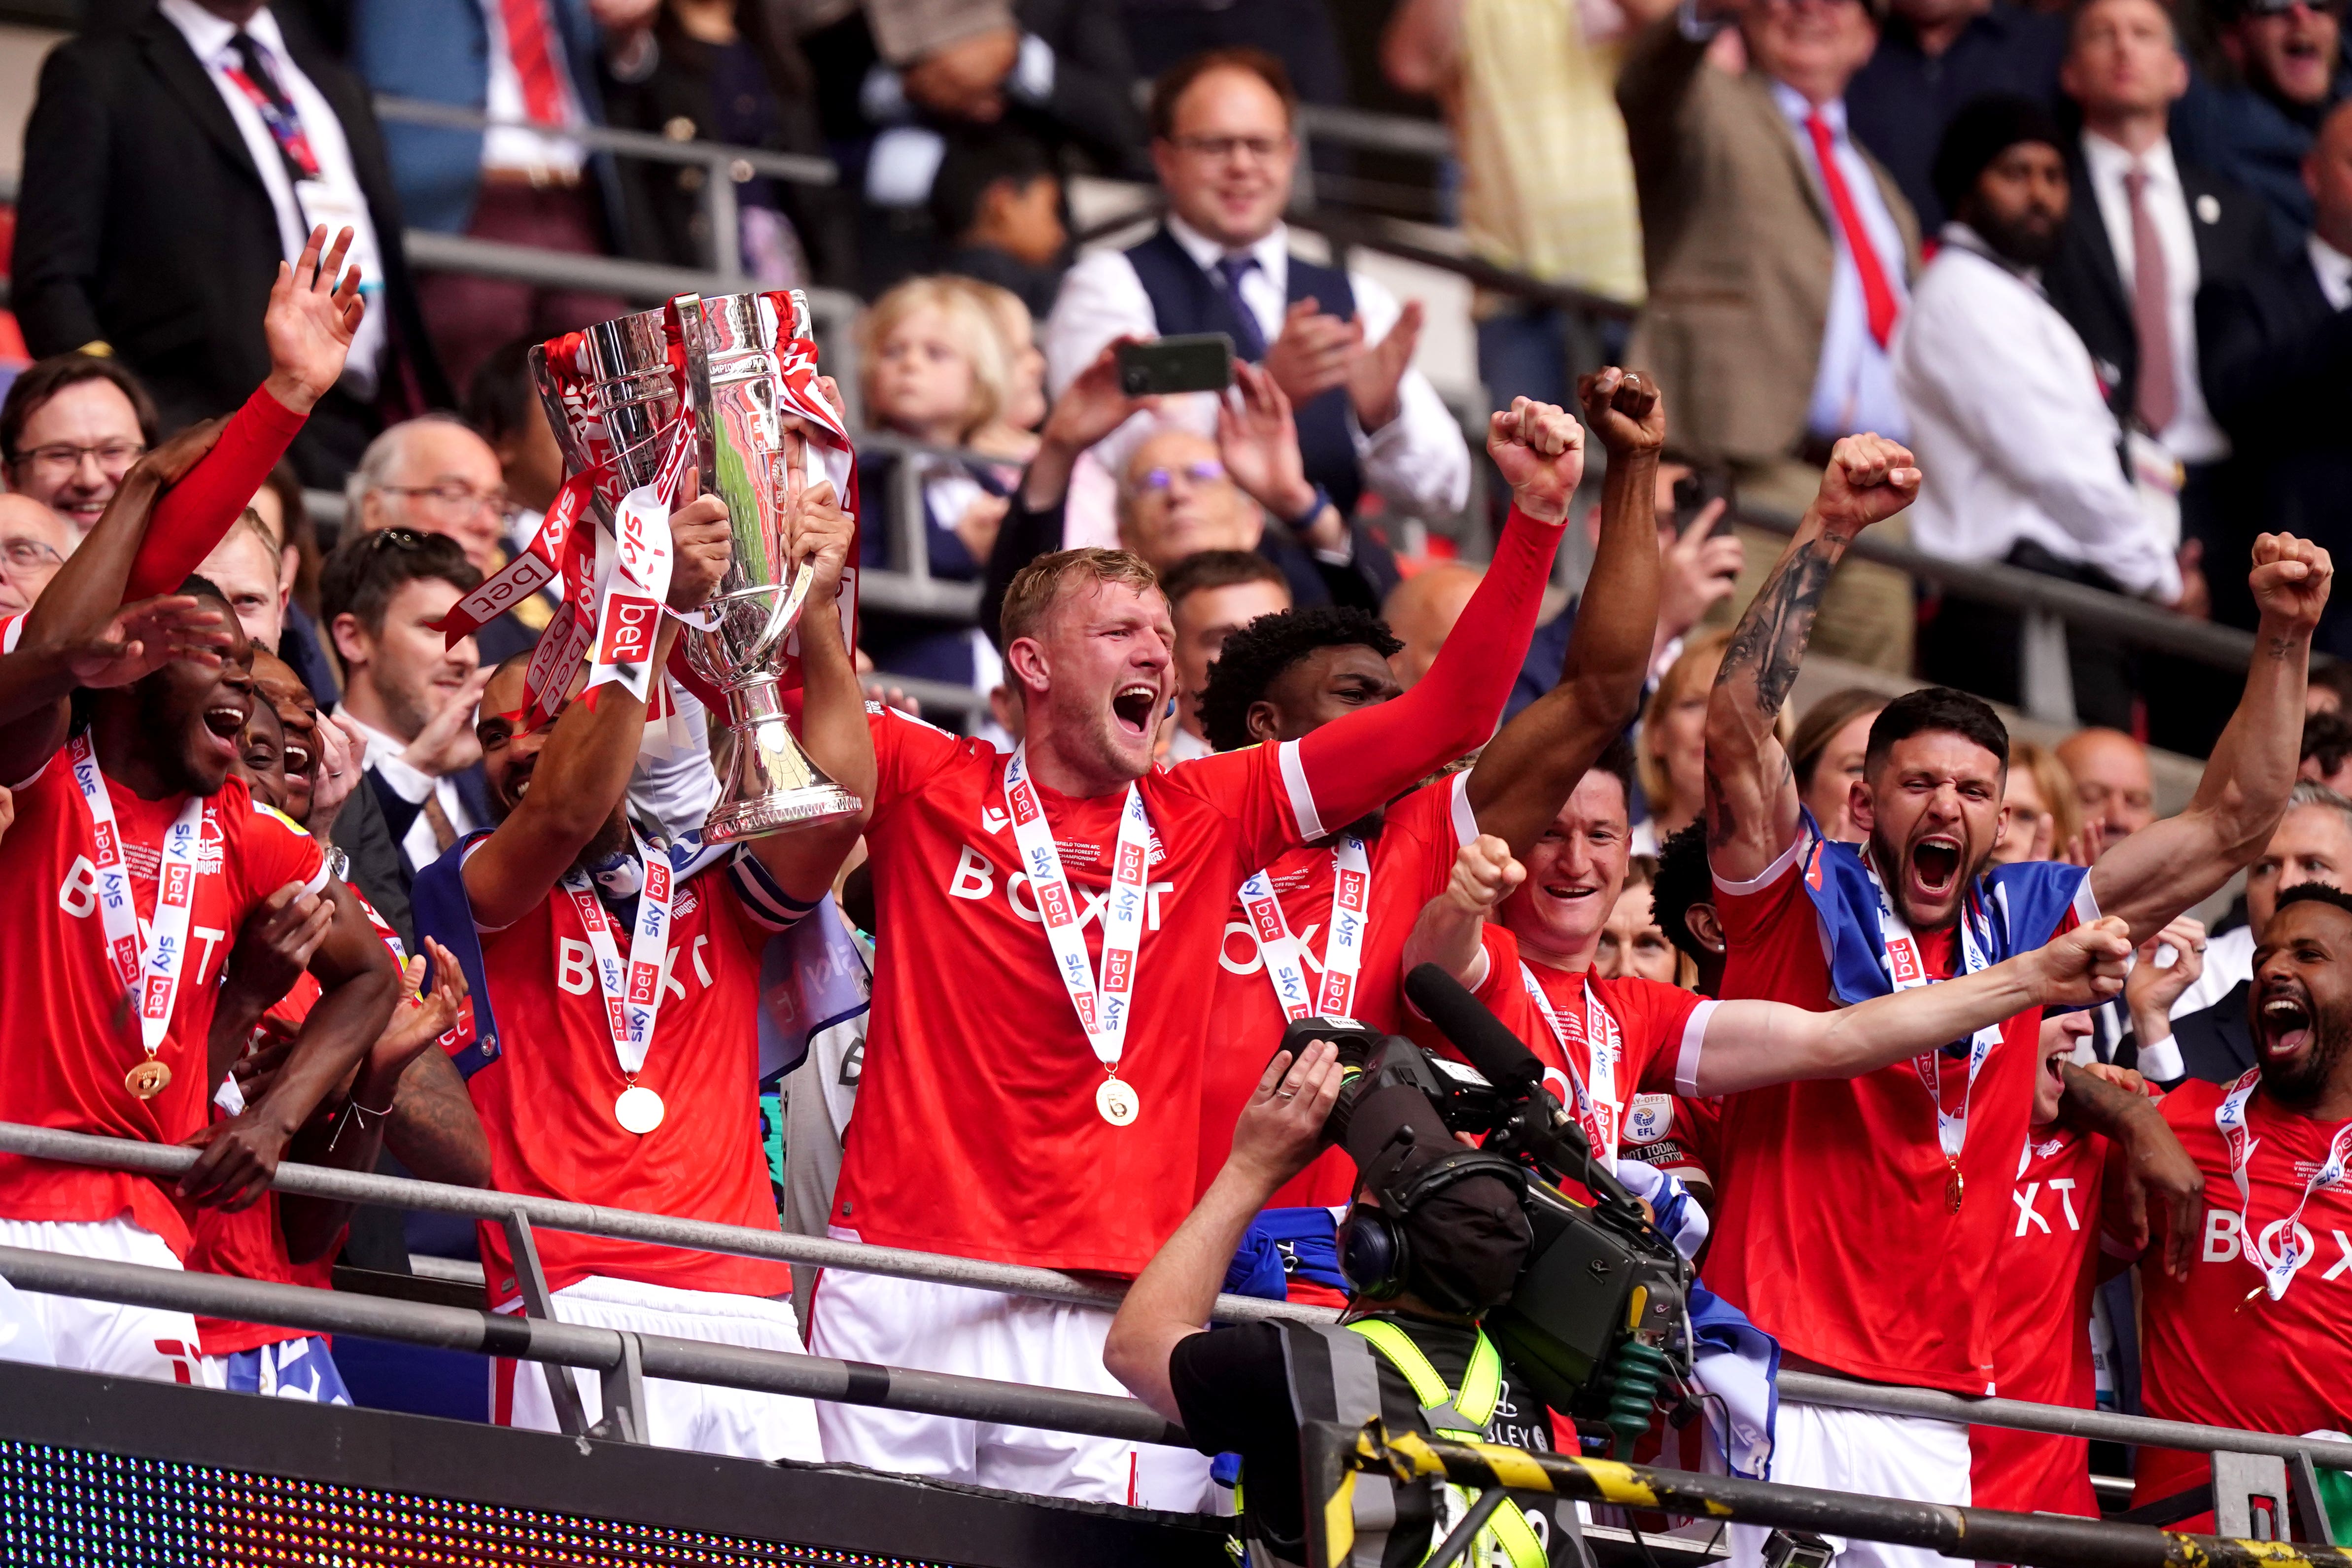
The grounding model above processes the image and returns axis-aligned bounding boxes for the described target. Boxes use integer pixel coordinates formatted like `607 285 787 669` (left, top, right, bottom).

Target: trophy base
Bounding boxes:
700 677 865 845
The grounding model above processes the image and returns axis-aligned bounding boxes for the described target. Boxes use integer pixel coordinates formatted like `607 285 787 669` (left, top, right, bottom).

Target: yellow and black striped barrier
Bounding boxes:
1299 1419 2352 1568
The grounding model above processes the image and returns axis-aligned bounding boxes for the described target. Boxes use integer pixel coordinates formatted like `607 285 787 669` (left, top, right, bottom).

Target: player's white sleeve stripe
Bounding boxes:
299 858 331 898
1448 770 1478 848
3 752 53 792
0 614 22 654
1277 739 1324 843
728 848 819 931
876 701 956 739
1712 832 1807 896
458 836 519 934
2072 874 2103 928
1676 999 1721 1097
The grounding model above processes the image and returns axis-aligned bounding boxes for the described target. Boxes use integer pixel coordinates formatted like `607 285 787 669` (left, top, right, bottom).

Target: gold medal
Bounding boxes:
124 1059 173 1100
1096 1076 1140 1127
1945 1167 1965 1212
614 1084 666 1134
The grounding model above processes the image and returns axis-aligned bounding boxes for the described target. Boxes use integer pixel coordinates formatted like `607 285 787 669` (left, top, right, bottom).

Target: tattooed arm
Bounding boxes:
1701 436 1919 882
2088 534 2331 941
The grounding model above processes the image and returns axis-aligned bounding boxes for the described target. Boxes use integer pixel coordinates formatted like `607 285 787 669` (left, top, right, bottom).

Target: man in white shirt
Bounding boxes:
319 527 491 882
1897 92 2190 728
1041 48 1470 529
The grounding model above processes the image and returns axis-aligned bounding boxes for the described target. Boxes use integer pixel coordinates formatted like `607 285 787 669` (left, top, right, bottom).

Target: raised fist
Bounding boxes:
1813 433 1919 540
2249 532 2333 639
1486 397 1586 524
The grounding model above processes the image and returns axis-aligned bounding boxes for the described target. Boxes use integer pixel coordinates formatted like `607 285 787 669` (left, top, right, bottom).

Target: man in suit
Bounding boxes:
346 0 651 396
319 527 494 898
1042 47 1471 533
1618 0 1921 673
2200 98 2352 660
12 0 450 487
2178 0 2350 252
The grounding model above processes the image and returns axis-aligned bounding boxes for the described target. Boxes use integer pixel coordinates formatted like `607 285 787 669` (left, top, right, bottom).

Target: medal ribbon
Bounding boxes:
558 836 677 1083
1238 836 1372 1023
2214 1066 2352 1300
1866 850 2001 1185
1002 745 1151 1073
70 732 211 1061
1518 963 1626 1161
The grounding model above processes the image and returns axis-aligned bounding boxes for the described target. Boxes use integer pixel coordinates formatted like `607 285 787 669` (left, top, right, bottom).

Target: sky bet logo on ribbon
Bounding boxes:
597 592 662 668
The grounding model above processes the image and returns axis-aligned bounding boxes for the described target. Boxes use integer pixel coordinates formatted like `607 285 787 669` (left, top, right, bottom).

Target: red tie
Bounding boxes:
1805 112 1900 349
500 0 568 127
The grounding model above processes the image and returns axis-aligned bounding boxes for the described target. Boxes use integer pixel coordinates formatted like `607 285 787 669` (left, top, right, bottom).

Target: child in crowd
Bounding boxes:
949 277 1048 462
931 131 1067 320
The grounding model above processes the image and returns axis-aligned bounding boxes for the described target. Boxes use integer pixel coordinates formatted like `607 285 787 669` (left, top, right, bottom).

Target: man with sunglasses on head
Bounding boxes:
318 527 489 896
346 414 543 666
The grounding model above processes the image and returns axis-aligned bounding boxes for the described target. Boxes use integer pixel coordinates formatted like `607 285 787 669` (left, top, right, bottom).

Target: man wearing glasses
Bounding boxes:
0 499 70 618
1040 47 1470 533
346 413 546 665
0 355 156 547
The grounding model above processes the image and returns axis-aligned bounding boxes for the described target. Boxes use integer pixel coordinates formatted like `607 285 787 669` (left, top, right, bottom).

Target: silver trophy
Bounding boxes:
528 289 862 844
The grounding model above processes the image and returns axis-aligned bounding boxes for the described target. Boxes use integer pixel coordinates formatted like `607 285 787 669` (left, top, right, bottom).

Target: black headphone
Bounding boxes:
1336 1149 1528 1313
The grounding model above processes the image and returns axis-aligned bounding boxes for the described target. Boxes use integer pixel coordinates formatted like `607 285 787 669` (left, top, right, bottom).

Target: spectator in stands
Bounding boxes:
320 529 493 890
951 278 1049 453
463 340 567 524
1618 0 1921 675
1896 94 2186 728
931 131 1067 319
1044 49 1471 529
2043 0 2275 732
1381 564 1480 692
1792 686 1886 843
2306 707 2352 792
1703 430 2318 1568
0 498 69 617
1848 0 2069 231
2178 0 2350 250
597 0 845 287
2199 100 2352 664
1994 738 2082 864
15 3 450 487
0 355 158 547
346 0 646 396
2132 883 2352 1530
2060 725 2159 844
346 415 544 666
2309 659 2352 714
2144 781 2352 1081
246 461 340 705
198 508 291 655
1597 853 1688 984
1159 549 1290 763
1634 631 1728 854
1653 819 1726 994
1381 0 1649 411
415 453 864 1458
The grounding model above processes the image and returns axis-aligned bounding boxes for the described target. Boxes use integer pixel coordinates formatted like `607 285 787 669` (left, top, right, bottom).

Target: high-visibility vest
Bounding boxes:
1347 1320 1551 1568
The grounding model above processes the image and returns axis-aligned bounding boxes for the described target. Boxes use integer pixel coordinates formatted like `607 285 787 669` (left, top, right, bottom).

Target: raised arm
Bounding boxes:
1702 436 1917 882
1468 370 1663 858
1688 917 2133 1095
2087 534 2332 942
461 492 735 930
1284 403 1570 827
1402 835 1525 988
741 476 875 902
124 226 363 602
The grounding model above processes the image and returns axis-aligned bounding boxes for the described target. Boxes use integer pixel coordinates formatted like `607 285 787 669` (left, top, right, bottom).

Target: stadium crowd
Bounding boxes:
0 0 2348 1562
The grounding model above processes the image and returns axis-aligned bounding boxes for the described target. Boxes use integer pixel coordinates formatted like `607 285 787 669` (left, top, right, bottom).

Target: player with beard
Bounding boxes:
1188 372 1663 1212
807 398 1572 1507
417 476 866 1460
0 423 399 1382
2133 882 2352 1529
1700 432 2326 1566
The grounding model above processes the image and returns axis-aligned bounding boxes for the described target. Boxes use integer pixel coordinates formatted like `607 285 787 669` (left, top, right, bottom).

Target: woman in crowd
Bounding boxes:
1634 630 1728 853
1595 854 1694 988
1791 687 1885 843
1996 740 2082 864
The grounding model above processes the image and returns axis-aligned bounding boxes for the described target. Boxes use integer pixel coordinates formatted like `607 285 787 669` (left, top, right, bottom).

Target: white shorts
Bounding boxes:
0 1217 207 1385
492 1274 822 1463
1728 1402 1971 1568
807 1262 1212 1510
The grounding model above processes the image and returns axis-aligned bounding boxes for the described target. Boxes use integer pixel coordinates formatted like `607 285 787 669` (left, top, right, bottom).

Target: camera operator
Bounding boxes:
1106 1040 1567 1568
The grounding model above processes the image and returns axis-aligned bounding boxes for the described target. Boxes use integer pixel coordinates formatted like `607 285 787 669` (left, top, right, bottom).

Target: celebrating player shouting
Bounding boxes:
0 422 400 1382
1699 435 2328 1567
1190 372 1663 1208
808 396 1576 1505
419 475 870 1460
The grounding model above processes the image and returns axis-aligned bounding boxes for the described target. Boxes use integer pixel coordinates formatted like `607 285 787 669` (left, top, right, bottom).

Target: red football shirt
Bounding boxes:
2135 1076 2352 1519
465 849 805 1306
1710 838 2090 1393
1198 772 1480 1207
1969 1124 2127 1517
1621 1091 1721 1193
0 750 325 1255
840 710 1361 1275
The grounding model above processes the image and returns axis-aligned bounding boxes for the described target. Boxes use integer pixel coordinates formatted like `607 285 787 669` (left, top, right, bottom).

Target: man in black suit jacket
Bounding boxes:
13 0 450 487
2199 99 2352 661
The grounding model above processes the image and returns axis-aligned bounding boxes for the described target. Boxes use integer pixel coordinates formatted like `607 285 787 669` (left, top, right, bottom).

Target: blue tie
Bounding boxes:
1214 256 1268 361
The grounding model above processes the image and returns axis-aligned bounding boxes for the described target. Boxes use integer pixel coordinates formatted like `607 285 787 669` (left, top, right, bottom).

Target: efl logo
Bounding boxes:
597 593 662 667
